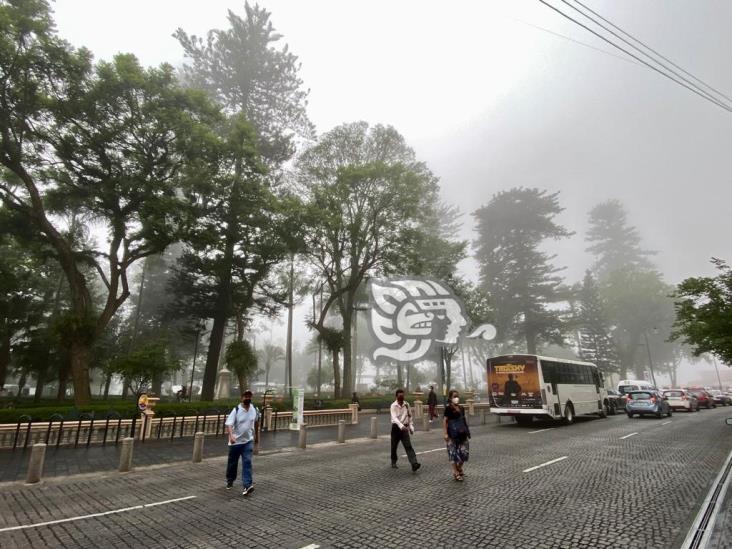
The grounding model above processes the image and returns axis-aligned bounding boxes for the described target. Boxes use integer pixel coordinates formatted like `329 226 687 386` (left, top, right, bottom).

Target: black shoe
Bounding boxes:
412 462 421 472
226 481 233 490
391 463 398 469
242 485 254 496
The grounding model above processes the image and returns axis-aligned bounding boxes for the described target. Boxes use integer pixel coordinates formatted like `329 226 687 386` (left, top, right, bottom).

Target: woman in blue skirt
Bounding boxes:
443 389 471 481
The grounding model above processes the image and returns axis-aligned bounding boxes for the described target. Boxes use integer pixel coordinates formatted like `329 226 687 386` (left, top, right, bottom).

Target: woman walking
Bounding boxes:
443 389 471 481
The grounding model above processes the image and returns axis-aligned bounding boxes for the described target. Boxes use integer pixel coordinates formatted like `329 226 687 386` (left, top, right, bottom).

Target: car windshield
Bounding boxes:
664 391 684 397
618 385 639 395
709 390 722 395
628 392 653 400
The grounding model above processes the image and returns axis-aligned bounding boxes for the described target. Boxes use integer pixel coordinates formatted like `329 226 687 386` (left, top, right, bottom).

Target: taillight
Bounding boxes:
650 396 656 404
681 395 687 400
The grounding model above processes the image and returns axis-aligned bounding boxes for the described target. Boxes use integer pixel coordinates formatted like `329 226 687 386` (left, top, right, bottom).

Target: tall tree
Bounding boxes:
298 122 441 397
575 270 619 375
586 199 655 278
673 258 732 365
473 188 572 354
0 2 216 404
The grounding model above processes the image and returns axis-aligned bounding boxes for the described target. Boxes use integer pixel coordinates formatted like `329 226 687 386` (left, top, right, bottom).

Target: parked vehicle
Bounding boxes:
708 390 731 406
686 388 717 409
662 389 698 412
626 390 672 418
607 389 624 412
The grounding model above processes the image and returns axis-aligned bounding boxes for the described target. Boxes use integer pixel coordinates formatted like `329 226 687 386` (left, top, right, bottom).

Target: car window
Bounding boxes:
664 391 684 397
628 392 653 400
618 385 638 394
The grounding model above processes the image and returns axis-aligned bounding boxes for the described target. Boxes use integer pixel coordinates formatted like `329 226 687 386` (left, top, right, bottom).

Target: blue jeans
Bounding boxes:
226 440 253 488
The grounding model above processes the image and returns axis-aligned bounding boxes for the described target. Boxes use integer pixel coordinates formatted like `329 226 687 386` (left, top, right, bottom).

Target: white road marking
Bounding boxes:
661 421 672 426
0 495 196 533
523 456 568 473
528 428 556 434
298 545 320 549
402 447 444 457
620 432 639 440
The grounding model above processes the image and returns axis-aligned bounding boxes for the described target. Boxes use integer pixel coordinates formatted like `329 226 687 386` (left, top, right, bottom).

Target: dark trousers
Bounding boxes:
428 404 437 419
226 441 253 487
391 424 418 466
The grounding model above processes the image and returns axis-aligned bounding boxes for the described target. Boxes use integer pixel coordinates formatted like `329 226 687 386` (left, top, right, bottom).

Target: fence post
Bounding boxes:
25 443 47 484
337 419 346 443
481 409 487 425
192 432 205 463
467 399 475 417
370 416 378 439
422 413 430 432
119 437 134 472
349 403 359 424
298 423 307 449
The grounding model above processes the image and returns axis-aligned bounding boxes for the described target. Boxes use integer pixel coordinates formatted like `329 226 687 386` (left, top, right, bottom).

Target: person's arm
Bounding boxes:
225 409 237 444
390 403 405 430
443 415 449 441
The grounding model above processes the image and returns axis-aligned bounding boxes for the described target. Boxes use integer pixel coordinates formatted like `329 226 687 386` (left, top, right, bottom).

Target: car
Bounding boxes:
607 389 625 411
662 389 699 412
686 388 717 409
626 390 672 418
708 389 731 406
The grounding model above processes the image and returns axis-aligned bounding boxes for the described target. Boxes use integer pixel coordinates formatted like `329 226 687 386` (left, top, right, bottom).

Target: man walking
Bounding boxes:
427 385 438 422
225 390 259 496
390 389 421 472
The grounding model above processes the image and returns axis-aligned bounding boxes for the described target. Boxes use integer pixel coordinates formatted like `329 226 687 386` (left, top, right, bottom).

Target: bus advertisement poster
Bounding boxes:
487 356 540 408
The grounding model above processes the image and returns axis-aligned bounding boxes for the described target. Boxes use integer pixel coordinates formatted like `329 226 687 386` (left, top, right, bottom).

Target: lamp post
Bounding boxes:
711 355 724 392
641 330 658 388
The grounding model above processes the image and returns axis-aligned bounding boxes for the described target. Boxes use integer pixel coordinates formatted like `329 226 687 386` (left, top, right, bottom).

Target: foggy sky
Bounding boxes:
49 0 732 384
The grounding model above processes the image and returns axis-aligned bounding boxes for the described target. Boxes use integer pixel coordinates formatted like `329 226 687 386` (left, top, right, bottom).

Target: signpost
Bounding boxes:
289 387 305 431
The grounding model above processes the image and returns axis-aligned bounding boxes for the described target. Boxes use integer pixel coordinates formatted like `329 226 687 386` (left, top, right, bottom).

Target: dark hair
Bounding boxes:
395 389 405 396
448 389 459 400
242 390 253 397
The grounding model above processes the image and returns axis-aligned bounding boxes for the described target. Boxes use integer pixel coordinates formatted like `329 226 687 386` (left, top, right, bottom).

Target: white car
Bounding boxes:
662 389 698 412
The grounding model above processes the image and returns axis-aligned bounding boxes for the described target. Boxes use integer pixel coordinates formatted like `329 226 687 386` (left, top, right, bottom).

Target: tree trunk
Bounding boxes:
237 371 247 397
69 339 92 405
16 370 27 400
406 363 411 392
397 362 403 388
332 348 341 399
151 373 162 396
57 360 71 400
103 373 112 399
201 311 227 402
34 368 47 402
0 329 10 389
341 301 354 396
446 351 453 393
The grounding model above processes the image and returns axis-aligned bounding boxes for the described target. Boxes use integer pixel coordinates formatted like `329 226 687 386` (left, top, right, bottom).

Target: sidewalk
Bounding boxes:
0 412 397 483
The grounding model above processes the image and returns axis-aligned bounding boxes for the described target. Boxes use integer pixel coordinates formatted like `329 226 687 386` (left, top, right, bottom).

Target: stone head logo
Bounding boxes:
367 278 468 362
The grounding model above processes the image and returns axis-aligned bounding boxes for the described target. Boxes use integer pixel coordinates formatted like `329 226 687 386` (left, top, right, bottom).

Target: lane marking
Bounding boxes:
662 421 672 426
523 456 568 473
620 432 638 440
402 448 443 457
528 428 556 434
298 545 320 549
0 495 196 533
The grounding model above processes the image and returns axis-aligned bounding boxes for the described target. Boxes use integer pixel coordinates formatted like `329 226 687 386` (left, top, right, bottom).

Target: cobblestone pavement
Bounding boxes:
0 413 395 483
1 408 731 548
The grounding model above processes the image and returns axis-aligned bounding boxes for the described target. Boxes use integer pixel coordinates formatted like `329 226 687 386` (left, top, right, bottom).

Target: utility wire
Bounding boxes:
574 0 732 105
537 0 732 113
559 0 732 111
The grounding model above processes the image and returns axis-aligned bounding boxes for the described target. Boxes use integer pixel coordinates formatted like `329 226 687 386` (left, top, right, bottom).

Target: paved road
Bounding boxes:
1 407 731 548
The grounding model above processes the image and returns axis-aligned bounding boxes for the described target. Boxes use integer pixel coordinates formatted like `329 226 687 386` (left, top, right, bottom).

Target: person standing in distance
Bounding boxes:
427 385 438 422
444 389 470 481
390 389 421 472
225 390 259 496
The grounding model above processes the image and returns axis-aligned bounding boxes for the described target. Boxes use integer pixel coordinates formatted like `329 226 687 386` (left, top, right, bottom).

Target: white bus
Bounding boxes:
487 354 610 426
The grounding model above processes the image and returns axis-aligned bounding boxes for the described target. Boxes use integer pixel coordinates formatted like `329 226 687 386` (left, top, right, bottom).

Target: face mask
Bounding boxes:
397 396 404 403
242 399 251 406
452 397 459 404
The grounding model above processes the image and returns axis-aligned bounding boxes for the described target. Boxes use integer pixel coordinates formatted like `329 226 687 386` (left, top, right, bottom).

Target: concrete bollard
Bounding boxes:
26 443 47 484
467 399 475 416
370 416 378 439
119 437 134 472
298 424 307 449
422 414 430 432
337 419 346 443
192 431 205 463
481 409 487 425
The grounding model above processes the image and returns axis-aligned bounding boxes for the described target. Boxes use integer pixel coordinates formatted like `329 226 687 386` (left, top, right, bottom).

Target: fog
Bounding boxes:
50 0 732 386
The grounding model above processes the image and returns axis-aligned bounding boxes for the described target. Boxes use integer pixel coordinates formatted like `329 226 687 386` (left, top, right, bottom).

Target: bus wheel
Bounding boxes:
563 403 575 425
515 416 532 426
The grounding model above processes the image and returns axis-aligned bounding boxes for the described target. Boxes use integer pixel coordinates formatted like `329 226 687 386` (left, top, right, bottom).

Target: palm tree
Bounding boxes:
259 344 285 391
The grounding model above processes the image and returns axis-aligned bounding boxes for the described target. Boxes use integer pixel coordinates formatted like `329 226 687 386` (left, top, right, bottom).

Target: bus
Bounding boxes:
487 354 610 425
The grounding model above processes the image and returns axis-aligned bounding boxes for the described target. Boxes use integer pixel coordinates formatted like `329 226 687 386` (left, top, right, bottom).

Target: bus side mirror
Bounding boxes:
726 418 732 426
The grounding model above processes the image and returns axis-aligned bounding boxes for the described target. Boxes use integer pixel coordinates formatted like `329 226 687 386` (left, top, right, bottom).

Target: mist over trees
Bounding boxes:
0 1 723 405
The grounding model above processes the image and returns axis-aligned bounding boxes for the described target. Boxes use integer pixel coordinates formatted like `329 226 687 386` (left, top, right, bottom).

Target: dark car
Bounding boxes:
708 390 731 406
687 388 716 409
626 390 672 419
607 389 625 412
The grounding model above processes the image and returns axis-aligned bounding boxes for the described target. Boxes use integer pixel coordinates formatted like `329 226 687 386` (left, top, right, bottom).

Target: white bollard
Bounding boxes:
370 416 378 439
119 437 134 472
192 431 205 463
298 424 307 449
337 419 346 443
26 443 47 484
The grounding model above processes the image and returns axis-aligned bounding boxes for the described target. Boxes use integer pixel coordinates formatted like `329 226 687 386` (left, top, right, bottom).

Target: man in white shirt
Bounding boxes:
225 390 259 496
390 389 421 472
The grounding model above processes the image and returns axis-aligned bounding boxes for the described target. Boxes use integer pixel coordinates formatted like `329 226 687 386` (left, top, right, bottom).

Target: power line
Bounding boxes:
537 0 732 113
573 0 732 105
559 0 732 111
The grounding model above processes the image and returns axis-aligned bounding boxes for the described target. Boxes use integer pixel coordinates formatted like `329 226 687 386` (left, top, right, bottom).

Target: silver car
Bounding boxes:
626 390 672 419
662 389 698 412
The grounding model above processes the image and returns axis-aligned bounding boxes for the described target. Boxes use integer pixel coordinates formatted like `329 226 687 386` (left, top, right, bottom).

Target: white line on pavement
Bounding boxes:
402 448 444 457
662 421 672 426
620 432 639 440
523 456 568 473
0 495 196 533
298 545 320 549
528 428 556 434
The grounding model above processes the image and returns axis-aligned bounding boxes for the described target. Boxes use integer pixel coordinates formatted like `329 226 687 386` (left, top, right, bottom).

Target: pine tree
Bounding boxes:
576 271 619 375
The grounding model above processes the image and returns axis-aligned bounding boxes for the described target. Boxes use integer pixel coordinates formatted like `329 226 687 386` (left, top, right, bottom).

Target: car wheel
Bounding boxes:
667 408 672 417
563 403 575 425
656 411 662 419
609 402 617 416
627 412 633 418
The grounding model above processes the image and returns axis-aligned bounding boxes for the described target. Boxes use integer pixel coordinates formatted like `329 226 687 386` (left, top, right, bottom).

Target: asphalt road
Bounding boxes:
1 406 731 549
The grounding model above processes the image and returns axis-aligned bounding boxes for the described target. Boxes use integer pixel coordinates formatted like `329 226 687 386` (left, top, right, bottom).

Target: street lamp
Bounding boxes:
641 328 659 388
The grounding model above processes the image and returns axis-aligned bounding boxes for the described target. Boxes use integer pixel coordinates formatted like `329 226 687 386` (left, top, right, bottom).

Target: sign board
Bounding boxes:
137 393 148 412
289 387 305 431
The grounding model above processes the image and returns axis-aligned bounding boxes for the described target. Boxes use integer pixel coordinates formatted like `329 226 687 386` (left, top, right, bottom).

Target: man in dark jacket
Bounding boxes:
427 386 438 422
